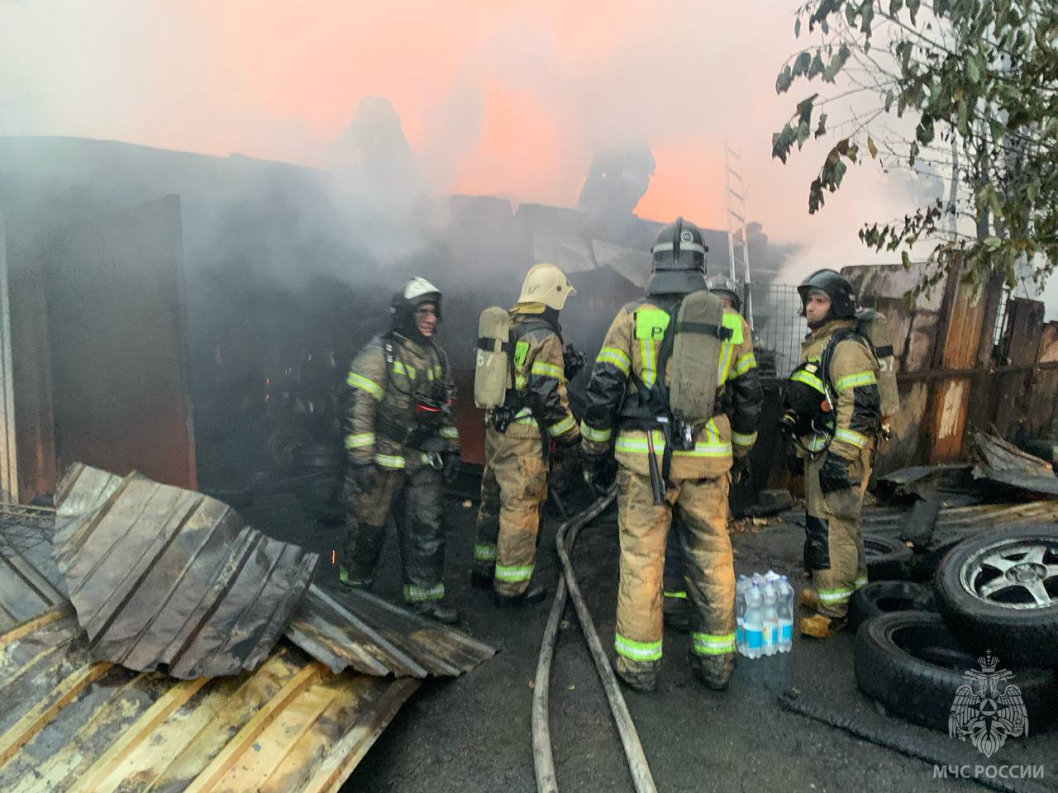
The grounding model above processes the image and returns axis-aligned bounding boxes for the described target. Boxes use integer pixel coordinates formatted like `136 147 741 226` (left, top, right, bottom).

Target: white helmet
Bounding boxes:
517 263 576 311
391 276 442 332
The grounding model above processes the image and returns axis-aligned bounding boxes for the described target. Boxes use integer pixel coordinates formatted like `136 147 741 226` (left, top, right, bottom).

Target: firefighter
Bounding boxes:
472 264 580 606
784 269 881 638
662 272 755 632
340 277 461 624
581 219 762 692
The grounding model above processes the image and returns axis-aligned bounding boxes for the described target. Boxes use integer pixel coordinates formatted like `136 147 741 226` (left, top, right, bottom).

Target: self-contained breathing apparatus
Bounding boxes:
620 292 740 504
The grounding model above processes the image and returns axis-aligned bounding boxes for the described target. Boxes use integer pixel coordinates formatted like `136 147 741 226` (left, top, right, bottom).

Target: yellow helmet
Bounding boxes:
517 263 576 311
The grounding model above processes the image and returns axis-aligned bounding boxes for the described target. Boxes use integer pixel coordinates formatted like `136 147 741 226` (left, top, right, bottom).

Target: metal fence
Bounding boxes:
747 282 807 379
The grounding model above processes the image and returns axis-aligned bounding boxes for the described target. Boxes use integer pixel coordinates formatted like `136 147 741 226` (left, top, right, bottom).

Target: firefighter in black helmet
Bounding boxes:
784 268 881 638
340 277 462 623
580 218 762 692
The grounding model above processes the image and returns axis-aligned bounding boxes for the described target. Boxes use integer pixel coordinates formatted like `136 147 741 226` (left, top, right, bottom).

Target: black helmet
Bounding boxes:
797 268 856 319
391 276 442 337
704 274 742 312
646 217 708 295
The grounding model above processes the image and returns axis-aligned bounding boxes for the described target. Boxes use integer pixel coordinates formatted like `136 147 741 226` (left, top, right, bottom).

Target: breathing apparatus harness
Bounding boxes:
780 326 877 458
378 331 452 470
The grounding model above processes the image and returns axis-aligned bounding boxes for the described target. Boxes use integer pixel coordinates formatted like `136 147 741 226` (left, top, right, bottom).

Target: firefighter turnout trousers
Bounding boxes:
614 467 736 685
343 464 447 604
473 425 548 597
803 444 872 619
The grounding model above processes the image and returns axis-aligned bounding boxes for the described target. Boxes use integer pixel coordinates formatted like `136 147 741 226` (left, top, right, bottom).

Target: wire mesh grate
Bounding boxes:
747 282 807 379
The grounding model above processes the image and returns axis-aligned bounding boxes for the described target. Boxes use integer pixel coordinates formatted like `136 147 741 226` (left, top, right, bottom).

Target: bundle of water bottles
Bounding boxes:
736 571 794 658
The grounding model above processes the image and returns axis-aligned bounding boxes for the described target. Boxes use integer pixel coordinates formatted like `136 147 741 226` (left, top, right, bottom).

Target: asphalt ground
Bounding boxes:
245 482 1058 793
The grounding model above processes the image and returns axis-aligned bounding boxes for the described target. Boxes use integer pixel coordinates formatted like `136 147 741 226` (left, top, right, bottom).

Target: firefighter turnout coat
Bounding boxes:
581 297 762 684
342 330 459 604
474 311 579 597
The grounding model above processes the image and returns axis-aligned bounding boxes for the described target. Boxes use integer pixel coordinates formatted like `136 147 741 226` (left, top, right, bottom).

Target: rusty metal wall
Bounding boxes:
1028 322 1058 437
990 298 1045 438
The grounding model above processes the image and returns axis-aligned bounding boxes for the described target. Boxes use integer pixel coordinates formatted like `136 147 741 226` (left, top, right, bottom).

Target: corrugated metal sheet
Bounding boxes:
52 468 319 679
0 607 418 793
286 584 496 677
0 504 65 630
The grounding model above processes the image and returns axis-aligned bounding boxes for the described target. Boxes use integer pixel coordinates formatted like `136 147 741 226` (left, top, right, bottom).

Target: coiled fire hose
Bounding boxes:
532 487 658 793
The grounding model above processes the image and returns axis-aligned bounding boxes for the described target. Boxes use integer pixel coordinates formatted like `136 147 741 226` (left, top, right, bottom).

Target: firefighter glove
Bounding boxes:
818 453 852 495
442 450 461 484
731 454 752 485
583 452 617 498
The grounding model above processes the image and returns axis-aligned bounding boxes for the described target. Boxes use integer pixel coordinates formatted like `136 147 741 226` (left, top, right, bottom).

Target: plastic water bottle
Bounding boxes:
777 576 795 653
762 581 779 657
744 583 764 659
736 575 749 654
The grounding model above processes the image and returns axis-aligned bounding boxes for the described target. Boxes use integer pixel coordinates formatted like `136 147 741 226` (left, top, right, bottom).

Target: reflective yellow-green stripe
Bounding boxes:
641 338 657 387
691 632 736 656
801 433 829 452
663 590 687 599
817 587 853 603
732 431 757 447
375 453 405 469
348 372 384 401
474 543 497 562
596 347 631 376
581 421 612 443
717 342 736 385
345 433 375 449
835 371 878 391
734 353 757 376
614 633 663 662
835 428 869 448
548 414 577 437
791 369 825 393
615 431 731 458
495 563 534 582
392 361 416 379
855 575 869 590
531 361 566 380
440 426 459 439
515 374 528 389
403 583 445 602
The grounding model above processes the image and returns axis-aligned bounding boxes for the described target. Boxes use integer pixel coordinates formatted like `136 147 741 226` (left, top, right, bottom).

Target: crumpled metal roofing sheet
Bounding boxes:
286 584 496 677
52 468 319 679
0 607 418 793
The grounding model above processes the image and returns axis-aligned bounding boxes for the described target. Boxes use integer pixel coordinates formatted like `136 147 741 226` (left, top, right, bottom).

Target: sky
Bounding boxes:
0 0 1002 284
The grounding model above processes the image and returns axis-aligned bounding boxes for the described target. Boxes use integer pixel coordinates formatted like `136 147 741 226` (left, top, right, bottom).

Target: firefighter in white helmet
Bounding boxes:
340 277 462 623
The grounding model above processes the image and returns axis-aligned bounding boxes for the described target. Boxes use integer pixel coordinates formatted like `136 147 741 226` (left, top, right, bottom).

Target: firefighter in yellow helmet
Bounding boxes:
472 264 580 606
581 219 762 692
783 269 881 638
340 277 461 623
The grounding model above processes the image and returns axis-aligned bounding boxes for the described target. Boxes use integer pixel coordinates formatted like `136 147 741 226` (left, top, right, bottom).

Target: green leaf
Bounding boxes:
815 112 829 139
889 0 904 14
966 58 980 84
808 52 826 80
793 51 812 77
907 0 920 24
884 90 895 111
794 16 802 37
868 137 878 158
984 237 1002 250
776 65 794 94
901 251 912 269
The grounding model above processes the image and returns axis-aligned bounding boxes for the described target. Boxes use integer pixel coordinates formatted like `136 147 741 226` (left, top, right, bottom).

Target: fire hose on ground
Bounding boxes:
531 487 658 793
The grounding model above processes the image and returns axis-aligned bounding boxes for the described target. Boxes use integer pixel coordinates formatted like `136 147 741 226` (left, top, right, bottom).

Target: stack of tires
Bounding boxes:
852 525 1058 733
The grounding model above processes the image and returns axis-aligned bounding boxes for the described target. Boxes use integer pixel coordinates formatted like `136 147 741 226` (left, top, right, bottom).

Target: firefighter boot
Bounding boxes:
799 588 821 612
799 613 846 639
494 585 547 608
411 602 460 624
612 657 658 694
692 653 736 691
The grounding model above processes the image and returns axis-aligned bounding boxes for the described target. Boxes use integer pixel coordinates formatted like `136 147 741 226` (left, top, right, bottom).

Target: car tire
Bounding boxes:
934 525 1058 667
848 581 935 631
865 535 913 581
854 612 1058 733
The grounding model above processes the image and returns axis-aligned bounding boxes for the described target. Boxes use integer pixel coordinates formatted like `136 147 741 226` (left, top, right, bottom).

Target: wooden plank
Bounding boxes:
69 677 210 793
176 663 322 793
0 661 113 767
302 677 420 793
